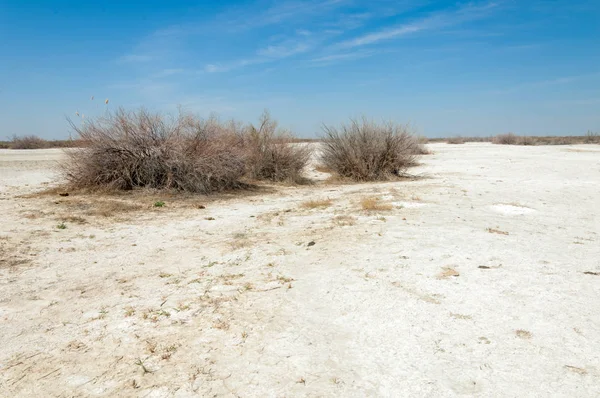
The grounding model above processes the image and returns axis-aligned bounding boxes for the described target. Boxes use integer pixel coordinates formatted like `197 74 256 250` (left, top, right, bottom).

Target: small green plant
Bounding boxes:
57 222 67 229
154 201 165 207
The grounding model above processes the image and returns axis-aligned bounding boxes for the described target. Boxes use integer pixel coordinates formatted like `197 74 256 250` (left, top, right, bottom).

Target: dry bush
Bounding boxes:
493 133 519 145
10 135 50 149
63 108 248 193
301 198 332 209
320 118 418 181
243 111 312 183
446 136 466 144
360 196 393 211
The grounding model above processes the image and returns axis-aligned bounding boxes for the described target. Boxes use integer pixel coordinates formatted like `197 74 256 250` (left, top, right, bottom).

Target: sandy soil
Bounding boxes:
1 144 599 397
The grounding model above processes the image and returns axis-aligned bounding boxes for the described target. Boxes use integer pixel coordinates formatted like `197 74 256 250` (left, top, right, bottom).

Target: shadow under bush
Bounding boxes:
320 118 418 181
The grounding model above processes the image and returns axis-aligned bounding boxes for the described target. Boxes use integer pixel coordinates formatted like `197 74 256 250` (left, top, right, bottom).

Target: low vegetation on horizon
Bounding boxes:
436 131 600 145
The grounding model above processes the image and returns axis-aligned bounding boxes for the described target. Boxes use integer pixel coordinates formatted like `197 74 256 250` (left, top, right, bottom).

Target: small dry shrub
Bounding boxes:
243 111 312 182
446 136 466 144
63 108 247 193
360 196 393 211
320 118 418 181
10 135 49 149
493 133 519 145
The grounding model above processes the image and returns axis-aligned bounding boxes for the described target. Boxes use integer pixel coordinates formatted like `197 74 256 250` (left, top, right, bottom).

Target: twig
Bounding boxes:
38 368 61 380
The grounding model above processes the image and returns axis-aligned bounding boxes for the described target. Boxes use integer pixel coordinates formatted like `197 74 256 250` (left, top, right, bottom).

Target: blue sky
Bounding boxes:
1 0 599 138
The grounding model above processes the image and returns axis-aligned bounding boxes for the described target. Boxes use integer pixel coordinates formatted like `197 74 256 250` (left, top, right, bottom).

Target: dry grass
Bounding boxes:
320 118 419 181
486 227 509 235
437 267 460 279
57 215 88 224
360 197 393 211
564 365 588 375
52 197 145 218
301 198 333 209
515 329 532 339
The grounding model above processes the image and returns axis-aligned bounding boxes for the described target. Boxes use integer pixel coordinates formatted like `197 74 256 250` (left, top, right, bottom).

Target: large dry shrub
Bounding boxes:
63 108 247 193
243 111 312 182
10 135 49 149
320 118 418 181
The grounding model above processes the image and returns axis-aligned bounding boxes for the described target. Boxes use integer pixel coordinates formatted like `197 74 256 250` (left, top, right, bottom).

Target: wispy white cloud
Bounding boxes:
336 2 501 49
308 49 391 66
204 32 315 73
339 25 423 48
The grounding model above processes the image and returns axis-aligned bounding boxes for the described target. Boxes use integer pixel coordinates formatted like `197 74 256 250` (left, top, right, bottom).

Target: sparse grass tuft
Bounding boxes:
59 215 87 224
333 215 357 226
57 222 67 230
301 198 332 209
320 118 418 181
515 329 532 339
154 201 165 207
360 197 393 211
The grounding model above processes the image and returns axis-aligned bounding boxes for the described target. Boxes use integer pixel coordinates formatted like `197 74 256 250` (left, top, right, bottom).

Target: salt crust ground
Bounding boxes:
0 143 599 397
